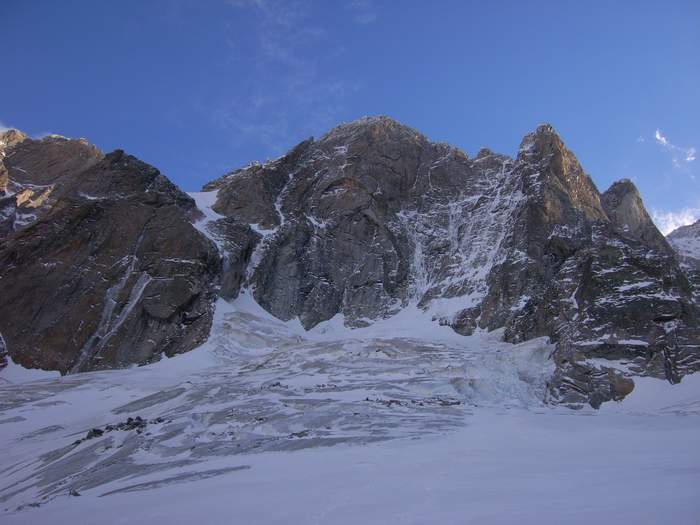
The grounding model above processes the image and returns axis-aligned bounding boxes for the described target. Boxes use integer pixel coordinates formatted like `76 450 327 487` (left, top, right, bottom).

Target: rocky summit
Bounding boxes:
1 117 698 407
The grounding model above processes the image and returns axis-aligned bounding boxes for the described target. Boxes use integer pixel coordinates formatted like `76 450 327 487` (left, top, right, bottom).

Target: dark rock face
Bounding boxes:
208 118 511 328
204 116 700 407
0 132 219 373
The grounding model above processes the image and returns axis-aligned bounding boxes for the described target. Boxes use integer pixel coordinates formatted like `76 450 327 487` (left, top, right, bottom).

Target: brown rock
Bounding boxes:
0 137 219 373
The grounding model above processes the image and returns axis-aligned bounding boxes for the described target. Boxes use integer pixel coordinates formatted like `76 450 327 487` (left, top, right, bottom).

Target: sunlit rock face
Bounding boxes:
1 118 698 408
205 117 700 407
601 179 669 250
0 132 219 373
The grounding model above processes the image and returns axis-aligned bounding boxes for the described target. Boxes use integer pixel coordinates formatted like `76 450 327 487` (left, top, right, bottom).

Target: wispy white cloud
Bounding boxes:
654 129 667 146
213 0 357 153
346 0 378 24
0 120 13 133
652 206 700 235
654 129 696 168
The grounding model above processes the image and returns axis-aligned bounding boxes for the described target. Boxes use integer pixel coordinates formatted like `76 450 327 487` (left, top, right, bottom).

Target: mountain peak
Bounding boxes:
516 124 566 163
605 178 638 194
534 122 558 136
517 122 564 154
475 147 495 159
601 178 668 250
668 218 700 239
0 129 28 152
320 115 427 145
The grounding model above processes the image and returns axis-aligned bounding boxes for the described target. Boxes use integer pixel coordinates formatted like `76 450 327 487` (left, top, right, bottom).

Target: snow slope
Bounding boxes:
0 291 555 509
2 288 700 523
671 234 700 262
3 379 700 524
668 220 700 263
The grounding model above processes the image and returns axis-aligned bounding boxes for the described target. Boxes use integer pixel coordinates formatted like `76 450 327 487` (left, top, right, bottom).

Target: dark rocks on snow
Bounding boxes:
73 416 164 446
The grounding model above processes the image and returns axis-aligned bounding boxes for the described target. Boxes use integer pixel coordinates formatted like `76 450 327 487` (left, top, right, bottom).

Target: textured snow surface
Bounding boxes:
2 295 699 523
670 234 700 262
2 388 699 524
0 356 60 384
668 220 700 264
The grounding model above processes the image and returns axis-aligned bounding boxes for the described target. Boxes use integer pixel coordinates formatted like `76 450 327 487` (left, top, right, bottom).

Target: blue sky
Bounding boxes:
2 0 698 233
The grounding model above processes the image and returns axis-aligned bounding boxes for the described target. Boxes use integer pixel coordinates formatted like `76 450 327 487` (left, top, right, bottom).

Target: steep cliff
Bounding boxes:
0 131 220 373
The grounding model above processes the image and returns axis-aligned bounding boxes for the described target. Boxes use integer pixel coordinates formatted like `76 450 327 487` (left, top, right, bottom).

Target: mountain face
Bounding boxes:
1 118 698 407
668 219 700 299
0 131 219 373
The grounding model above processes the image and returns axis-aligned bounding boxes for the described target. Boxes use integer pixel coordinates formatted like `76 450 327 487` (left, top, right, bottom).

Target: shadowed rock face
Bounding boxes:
0 132 220 373
205 116 700 407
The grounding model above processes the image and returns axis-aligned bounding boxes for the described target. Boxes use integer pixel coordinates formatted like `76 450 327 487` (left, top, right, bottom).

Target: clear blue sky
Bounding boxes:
2 0 698 232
